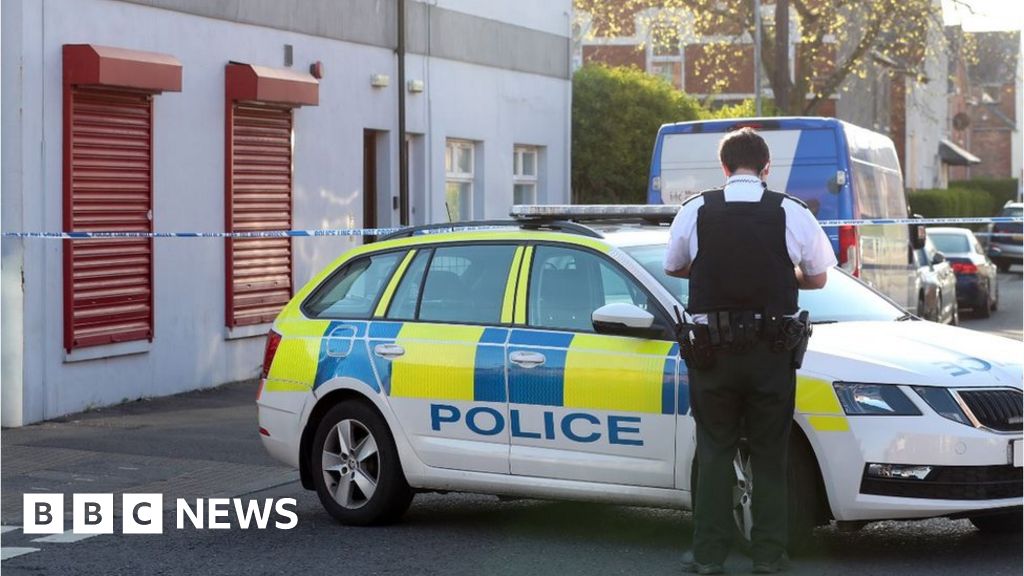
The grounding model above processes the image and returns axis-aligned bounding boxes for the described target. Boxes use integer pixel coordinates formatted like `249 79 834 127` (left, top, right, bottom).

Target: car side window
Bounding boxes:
398 244 517 324
527 245 659 333
385 249 432 321
304 252 404 319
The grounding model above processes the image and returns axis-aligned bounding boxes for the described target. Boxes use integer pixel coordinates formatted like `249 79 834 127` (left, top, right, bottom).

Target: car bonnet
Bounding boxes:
803 320 1023 388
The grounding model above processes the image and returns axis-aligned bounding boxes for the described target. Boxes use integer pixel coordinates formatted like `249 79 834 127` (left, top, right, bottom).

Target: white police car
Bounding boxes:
256 206 1023 546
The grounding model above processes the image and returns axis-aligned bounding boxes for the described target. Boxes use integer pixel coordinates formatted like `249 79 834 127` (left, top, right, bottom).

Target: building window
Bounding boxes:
649 23 682 88
224 63 318 328
226 103 295 327
61 44 181 351
513 146 539 204
445 139 474 221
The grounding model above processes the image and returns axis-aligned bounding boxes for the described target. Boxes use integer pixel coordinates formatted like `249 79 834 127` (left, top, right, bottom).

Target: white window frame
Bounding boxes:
513 145 539 205
647 21 683 89
445 139 474 220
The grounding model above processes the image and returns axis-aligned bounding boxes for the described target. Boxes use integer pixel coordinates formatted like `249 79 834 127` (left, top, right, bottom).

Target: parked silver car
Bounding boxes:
913 236 958 325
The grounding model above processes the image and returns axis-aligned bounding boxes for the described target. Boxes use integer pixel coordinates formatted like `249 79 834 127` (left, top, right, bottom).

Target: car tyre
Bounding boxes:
975 289 992 319
970 512 1023 533
996 259 1011 273
311 401 413 526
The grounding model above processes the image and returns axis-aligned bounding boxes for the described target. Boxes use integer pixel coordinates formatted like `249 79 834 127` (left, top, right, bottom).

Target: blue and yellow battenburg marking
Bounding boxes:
292 320 685 415
265 318 845 430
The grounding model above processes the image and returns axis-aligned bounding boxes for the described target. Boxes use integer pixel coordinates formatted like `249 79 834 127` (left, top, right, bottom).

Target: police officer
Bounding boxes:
664 128 836 574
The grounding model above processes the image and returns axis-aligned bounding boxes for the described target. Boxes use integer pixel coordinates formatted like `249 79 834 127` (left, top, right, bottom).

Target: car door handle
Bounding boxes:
373 343 405 359
509 351 546 369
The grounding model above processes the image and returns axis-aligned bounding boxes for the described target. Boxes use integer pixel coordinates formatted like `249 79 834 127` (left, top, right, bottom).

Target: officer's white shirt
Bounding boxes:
663 174 838 279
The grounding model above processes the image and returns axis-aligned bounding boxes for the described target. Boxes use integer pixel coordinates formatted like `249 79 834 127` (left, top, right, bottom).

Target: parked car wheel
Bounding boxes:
975 289 992 319
312 401 413 526
699 431 823 557
970 511 1023 533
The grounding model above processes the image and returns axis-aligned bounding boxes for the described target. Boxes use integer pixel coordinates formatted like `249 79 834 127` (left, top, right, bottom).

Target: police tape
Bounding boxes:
0 216 1021 239
0 228 402 239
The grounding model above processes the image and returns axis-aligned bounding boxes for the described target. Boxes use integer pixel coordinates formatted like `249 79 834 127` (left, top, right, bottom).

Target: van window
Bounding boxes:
416 245 518 324
657 128 840 218
851 160 906 219
305 252 404 319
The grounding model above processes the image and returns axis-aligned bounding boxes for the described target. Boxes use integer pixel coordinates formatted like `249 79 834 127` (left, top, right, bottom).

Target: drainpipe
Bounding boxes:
398 0 409 225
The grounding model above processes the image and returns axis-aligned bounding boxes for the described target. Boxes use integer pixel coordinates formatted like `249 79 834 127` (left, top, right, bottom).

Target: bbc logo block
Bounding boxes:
22 493 296 533
24 493 163 534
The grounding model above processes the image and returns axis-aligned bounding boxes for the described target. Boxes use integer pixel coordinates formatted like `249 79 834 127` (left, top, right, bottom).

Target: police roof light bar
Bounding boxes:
510 204 678 223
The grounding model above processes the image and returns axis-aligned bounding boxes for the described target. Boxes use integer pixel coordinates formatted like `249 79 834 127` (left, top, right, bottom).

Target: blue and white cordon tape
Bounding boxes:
1 215 1020 240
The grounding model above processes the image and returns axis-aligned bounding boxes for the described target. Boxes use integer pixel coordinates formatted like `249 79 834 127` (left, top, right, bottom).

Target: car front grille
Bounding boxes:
861 465 1023 500
956 389 1023 432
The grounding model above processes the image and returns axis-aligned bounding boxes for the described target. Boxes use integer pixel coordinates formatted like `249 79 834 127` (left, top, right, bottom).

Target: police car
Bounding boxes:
256 206 1023 545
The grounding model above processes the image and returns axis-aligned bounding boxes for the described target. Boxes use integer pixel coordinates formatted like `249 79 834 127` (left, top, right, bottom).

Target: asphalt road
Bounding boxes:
2 270 1021 576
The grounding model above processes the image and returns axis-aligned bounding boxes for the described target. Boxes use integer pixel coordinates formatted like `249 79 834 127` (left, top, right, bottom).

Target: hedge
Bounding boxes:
908 187 997 219
571 64 771 204
950 178 1019 208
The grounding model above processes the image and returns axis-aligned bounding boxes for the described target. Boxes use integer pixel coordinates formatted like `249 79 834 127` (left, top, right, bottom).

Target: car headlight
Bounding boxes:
911 386 971 425
832 383 922 416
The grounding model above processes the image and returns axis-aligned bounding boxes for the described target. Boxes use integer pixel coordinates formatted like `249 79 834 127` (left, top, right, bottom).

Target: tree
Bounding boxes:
575 0 947 115
572 64 705 203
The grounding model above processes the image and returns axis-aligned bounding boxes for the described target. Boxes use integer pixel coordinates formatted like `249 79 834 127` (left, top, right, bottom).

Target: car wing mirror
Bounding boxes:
592 303 659 338
931 252 946 265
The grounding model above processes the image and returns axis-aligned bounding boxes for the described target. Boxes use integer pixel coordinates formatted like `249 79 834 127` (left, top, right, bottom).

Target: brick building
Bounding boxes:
947 29 1021 182
574 3 1020 190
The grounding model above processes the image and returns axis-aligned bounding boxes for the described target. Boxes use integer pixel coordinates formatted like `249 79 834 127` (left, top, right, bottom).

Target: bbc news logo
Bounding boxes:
24 494 298 534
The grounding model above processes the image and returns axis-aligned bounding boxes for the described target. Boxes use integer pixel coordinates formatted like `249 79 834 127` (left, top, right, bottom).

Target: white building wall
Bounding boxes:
904 20 949 191
1 0 571 425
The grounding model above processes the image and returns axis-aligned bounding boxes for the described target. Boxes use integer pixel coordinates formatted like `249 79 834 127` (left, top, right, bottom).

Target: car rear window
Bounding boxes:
304 251 405 319
928 233 970 254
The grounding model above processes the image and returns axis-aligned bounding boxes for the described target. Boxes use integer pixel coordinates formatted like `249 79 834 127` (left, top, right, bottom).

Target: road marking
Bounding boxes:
0 526 19 534
1 547 40 561
31 530 99 544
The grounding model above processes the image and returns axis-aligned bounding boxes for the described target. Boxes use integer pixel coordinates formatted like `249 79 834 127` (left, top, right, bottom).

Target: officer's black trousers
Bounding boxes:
688 339 795 564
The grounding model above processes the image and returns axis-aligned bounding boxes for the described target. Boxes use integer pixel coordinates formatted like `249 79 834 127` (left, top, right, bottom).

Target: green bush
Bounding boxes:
909 187 997 220
950 178 1019 209
571 64 705 204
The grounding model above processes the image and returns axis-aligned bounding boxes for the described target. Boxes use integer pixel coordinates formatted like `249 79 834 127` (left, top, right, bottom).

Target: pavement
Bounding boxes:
0 382 296 537
1 269 1021 574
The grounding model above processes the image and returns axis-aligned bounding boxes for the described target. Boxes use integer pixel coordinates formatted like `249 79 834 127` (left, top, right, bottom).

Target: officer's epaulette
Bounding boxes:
767 189 808 209
681 188 723 207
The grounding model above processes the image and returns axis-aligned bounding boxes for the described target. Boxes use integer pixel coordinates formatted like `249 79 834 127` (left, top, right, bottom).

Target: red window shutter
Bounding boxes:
225 103 294 327
63 87 154 350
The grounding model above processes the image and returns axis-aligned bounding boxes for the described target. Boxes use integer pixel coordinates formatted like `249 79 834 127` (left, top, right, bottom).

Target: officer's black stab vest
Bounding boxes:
687 187 799 315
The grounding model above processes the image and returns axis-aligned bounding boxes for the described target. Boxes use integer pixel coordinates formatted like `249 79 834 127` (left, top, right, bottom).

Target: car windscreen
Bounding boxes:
927 233 970 254
622 244 905 323
999 206 1022 218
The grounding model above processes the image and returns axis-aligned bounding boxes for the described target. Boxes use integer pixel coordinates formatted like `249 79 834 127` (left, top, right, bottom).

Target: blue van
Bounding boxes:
648 117 921 311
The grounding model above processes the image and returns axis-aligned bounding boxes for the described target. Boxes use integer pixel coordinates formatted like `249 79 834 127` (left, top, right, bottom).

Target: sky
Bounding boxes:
942 0 1024 31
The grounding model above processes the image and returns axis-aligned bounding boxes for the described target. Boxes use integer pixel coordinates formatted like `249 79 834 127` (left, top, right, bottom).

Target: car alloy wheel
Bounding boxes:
322 419 379 509
733 447 755 542
311 401 413 525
